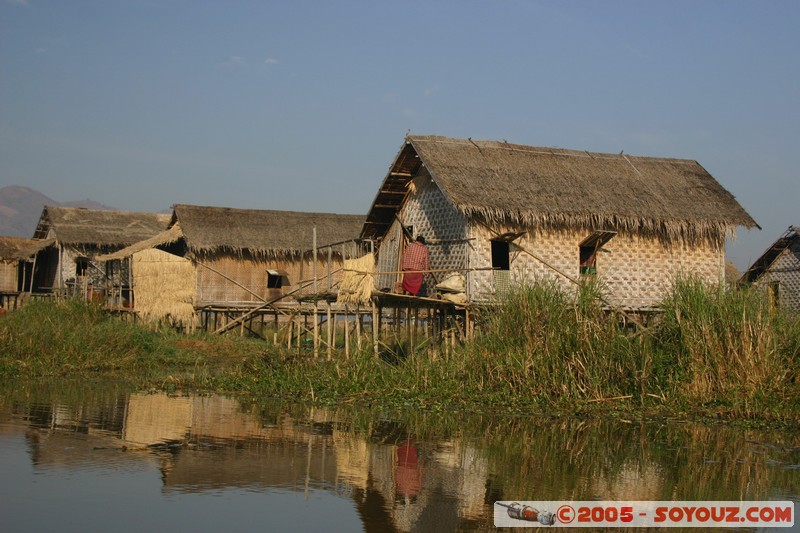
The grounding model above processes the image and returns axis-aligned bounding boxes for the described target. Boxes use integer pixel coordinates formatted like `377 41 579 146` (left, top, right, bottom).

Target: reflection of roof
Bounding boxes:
33 206 170 246
363 136 758 243
741 225 799 283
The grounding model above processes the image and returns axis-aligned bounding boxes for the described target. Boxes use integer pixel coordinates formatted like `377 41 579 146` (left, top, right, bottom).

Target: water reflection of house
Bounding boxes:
139 395 341 493
334 429 370 490
122 392 193 446
358 435 491 533
430 440 488 522
589 464 664 501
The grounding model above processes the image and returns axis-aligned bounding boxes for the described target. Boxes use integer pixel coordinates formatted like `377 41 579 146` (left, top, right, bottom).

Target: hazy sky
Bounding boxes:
1 1 798 269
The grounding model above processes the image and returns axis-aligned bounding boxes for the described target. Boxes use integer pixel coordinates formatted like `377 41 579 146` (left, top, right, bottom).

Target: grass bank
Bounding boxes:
0 299 266 387
1 281 798 422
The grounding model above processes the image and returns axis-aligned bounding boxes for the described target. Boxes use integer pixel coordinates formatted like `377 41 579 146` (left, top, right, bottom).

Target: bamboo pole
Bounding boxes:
326 303 332 360
344 305 350 359
313 226 319 358
58 244 63 298
28 252 37 294
356 305 362 352
372 302 379 357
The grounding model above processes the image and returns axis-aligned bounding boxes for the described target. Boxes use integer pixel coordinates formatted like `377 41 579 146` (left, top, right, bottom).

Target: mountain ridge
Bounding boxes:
0 185 116 238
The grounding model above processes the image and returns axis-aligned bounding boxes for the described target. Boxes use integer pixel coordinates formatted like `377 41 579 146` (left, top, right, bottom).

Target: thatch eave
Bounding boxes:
173 204 364 255
458 205 743 244
361 135 758 244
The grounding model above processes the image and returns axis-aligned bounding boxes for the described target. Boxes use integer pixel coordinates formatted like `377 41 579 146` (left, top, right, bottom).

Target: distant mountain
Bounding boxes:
0 185 116 238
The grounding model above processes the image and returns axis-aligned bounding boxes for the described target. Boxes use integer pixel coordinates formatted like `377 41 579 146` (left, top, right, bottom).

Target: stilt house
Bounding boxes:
0 237 48 292
98 204 365 323
0 236 53 308
740 225 800 313
361 136 759 309
30 206 170 298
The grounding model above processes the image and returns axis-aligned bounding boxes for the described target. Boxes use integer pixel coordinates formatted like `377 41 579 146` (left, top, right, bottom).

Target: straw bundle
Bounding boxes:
132 248 196 326
337 253 375 305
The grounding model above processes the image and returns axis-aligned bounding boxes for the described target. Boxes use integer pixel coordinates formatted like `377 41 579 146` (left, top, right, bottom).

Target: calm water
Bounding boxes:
0 381 797 532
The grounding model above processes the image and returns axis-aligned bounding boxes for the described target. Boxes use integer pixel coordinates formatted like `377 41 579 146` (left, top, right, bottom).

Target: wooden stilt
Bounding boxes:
372 302 379 358
313 226 319 359
412 307 419 356
356 305 362 352
344 306 350 360
326 303 332 360
405 306 411 350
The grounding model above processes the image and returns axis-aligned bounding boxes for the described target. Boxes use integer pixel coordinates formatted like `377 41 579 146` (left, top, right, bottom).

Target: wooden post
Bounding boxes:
327 246 332 293
344 306 350 359
356 305 362 352
28 252 38 294
57 244 63 298
405 306 412 352
326 303 332 360
412 307 419 356
372 302 379 358
313 226 319 358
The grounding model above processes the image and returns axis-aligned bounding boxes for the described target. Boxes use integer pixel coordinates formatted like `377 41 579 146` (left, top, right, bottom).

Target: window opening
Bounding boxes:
76 257 89 277
578 231 616 276
491 240 510 271
267 270 290 289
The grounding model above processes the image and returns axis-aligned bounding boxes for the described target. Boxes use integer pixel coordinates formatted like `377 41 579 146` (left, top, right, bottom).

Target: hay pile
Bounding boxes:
337 253 375 305
132 248 196 326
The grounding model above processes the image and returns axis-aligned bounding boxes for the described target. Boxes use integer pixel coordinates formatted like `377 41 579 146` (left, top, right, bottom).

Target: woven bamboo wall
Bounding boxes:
752 240 800 313
375 173 469 291
0 261 19 292
0 262 17 292
195 253 349 306
196 255 283 305
468 225 724 308
58 246 109 288
375 220 403 290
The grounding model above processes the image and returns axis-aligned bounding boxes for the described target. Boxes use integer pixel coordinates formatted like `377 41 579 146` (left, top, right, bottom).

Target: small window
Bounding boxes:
491 240 510 271
579 246 597 276
76 257 89 277
578 231 616 276
267 270 290 289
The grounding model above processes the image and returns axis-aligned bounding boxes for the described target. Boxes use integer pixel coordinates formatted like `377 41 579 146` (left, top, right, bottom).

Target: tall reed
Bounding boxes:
446 278 647 405
655 277 800 409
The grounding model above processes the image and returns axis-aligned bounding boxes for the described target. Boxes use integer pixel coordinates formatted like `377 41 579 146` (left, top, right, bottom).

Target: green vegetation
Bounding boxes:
1 279 798 423
0 299 265 386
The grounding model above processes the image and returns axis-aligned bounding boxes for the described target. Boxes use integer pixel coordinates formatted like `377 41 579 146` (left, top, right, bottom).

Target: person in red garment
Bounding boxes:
401 235 429 296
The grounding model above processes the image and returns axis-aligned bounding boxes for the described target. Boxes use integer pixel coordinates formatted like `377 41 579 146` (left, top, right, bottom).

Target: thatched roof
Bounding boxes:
170 204 365 257
741 225 798 284
33 206 170 247
100 205 365 260
96 224 185 261
362 136 759 243
0 236 54 261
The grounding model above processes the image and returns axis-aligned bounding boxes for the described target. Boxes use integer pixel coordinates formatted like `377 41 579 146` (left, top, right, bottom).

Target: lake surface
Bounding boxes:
0 381 797 532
